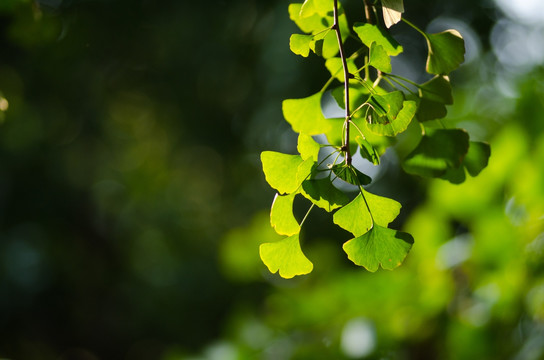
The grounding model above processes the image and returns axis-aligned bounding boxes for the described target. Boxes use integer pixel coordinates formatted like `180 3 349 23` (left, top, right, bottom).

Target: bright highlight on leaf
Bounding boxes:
343 224 414 272
260 234 313 279
425 30 465 75
261 152 307 194
270 193 300 236
283 93 331 135
290 34 313 57
367 100 417 136
297 134 320 161
381 0 404 28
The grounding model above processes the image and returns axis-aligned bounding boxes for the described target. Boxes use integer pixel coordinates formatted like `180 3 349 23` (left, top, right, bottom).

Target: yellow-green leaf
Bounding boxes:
289 34 313 57
369 42 392 73
353 23 403 56
270 193 300 236
282 93 331 135
301 178 349 212
260 234 314 278
261 151 304 194
297 134 320 161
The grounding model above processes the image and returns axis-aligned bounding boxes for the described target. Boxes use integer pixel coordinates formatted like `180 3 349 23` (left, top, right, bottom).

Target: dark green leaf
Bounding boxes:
426 30 465 75
331 164 372 186
464 141 491 177
419 76 453 104
356 136 381 165
402 128 470 177
343 224 414 272
301 178 349 212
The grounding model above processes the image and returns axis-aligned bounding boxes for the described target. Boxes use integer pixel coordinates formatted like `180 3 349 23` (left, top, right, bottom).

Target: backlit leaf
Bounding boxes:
261 152 305 194
402 128 469 177
426 30 465 75
343 224 414 272
298 134 321 161
353 23 403 56
369 42 392 73
260 234 313 279
283 93 332 135
301 178 349 212
325 57 358 82
289 34 313 57
333 191 401 237
270 193 300 236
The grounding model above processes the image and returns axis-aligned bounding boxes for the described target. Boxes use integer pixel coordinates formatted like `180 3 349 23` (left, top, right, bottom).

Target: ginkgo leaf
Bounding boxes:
298 134 321 161
331 164 372 186
289 34 313 57
416 76 453 121
270 193 300 236
333 191 401 237
464 141 491 177
343 224 413 272
369 42 392 73
261 152 306 194
296 157 316 185
288 3 331 34
381 0 404 28
369 91 404 119
300 0 333 18
353 23 403 56
367 100 416 136
402 128 469 177
325 57 358 82
283 93 332 135
425 30 465 75
260 234 313 279
356 136 381 165
301 178 349 212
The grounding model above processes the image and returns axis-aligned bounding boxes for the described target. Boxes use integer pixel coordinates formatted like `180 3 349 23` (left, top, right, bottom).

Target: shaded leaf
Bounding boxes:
356 136 381 165
369 42 392 73
402 128 469 177
301 178 349 212
353 23 403 56
464 141 491 177
343 224 414 272
283 93 331 135
260 234 313 278
426 30 465 75
369 91 404 118
333 192 401 237
419 76 453 104
270 193 300 236
331 164 372 186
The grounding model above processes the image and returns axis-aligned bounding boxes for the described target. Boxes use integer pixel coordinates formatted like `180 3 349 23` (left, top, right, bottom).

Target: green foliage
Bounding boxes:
260 0 489 278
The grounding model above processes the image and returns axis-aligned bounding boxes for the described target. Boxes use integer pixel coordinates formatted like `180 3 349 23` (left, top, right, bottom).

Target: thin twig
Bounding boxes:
333 0 352 165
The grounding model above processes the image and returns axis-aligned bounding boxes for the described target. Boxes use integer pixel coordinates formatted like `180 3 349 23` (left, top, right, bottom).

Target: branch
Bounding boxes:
332 0 352 166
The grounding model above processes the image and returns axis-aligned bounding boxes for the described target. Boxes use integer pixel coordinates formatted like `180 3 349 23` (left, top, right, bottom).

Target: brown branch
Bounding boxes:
333 0 352 166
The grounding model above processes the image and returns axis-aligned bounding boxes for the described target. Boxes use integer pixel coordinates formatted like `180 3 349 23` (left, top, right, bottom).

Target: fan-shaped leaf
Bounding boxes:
260 234 313 279
343 224 414 272
381 0 404 28
283 93 331 135
367 100 416 136
301 178 349 212
353 23 403 56
270 193 300 236
369 42 392 73
289 34 313 57
426 30 465 75
331 164 372 186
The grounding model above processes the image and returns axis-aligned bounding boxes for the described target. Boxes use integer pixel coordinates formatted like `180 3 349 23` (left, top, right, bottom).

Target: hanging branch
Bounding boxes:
332 0 352 165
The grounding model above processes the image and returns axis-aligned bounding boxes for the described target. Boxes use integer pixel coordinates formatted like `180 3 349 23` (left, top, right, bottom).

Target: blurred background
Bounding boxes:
1 0 544 359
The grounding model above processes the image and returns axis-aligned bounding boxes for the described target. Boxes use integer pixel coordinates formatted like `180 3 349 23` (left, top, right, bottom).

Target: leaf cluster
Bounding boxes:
260 0 490 278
